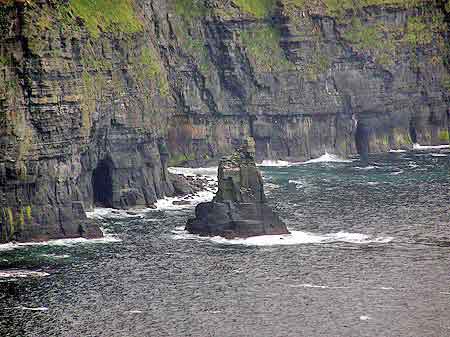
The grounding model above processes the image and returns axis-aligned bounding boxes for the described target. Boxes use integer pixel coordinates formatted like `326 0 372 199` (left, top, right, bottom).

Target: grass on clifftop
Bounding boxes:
68 0 142 38
234 0 427 18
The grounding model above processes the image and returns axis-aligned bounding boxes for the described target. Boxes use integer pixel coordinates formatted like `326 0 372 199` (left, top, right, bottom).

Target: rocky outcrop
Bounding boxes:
0 0 449 242
186 139 289 238
0 1 176 242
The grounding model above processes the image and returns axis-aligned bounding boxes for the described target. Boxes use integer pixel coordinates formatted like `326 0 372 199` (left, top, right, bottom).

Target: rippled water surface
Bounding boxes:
1 151 450 337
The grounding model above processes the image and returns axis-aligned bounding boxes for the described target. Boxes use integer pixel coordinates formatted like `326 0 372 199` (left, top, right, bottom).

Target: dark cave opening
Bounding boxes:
92 159 113 208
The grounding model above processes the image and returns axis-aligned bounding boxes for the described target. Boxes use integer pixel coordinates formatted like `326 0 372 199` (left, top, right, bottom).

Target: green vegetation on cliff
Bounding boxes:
342 18 397 67
135 46 170 97
341 8 446 69
175 0 209 18
233 0 276 18
68 0 142 38
233 0 426 18
241 26 293 72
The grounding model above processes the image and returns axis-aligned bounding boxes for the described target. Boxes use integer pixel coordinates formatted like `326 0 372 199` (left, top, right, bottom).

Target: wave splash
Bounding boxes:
0 234 121 252
168 166 218 178
172 227 393 246
298 153 353 165
0 270 50 279
413 143 449 150
258 160 291 167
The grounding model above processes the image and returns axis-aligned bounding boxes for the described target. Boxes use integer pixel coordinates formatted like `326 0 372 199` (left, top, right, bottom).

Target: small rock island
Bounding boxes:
186 138 289 238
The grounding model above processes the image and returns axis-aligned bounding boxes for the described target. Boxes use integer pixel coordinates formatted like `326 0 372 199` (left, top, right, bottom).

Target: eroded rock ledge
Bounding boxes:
186 139 289 238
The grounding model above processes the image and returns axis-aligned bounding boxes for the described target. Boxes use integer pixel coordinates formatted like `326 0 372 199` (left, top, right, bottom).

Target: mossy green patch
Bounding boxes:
6 208 13 227
68 0 143 38
80 71 107 136
442 75 450 93
232 0 276 18
343 18 397 67
25 206 32 222
18 209 24 228
169 152 196 166
174 0 209 18
439 130 449 142
0 1 14 35
3 208 15 240
0 54 9 66
286 0 426 17
131 46 170 97
304 48 331 81
241 25 293 73
403 16 437 46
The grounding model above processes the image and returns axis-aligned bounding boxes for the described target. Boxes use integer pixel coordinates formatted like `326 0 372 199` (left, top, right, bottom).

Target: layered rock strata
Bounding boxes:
186 139 289 238
0 0 449 242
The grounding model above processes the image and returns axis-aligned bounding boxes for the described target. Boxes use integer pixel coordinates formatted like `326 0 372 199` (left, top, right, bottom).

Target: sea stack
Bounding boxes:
186 138 289 238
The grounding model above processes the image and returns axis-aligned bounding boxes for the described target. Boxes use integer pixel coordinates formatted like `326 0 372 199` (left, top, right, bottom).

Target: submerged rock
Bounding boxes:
186 139 289 238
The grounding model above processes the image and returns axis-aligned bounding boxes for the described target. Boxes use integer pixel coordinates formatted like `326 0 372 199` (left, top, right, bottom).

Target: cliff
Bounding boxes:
0 0 449 242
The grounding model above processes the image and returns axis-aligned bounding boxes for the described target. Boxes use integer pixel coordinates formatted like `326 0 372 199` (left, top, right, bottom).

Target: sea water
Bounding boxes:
0 151 449 337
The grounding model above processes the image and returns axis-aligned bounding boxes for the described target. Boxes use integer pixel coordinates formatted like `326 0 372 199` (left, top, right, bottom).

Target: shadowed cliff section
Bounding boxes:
0 0 449 242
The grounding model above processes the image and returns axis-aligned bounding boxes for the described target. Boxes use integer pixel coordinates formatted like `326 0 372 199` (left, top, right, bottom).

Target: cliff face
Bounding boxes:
0 0 449 242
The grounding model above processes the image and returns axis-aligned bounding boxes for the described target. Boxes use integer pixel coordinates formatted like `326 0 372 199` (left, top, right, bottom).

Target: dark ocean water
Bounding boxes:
1 151 450 337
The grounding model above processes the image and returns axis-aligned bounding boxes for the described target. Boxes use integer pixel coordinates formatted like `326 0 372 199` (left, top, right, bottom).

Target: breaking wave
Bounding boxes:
298 153 353 164
172 227 393 246
0 270 50 279
258 160 291 167
413 143 449 150
168 166 218 178
0 234 121 252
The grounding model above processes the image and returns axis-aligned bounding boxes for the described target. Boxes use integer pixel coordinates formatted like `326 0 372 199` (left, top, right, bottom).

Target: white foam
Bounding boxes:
0 234 121 252
299 153 353 164
264 182 280 190
355 166 376 170
126 310 144 314
413 143 449 150
168 166 218 178
390 170 404 176
389 149 407 153
19 306 48 312
40 254 70 259
366 182 379 186
154 190 215 211
288 179 304 187
290 283 349 290
430 153 447 157
359 315 371 321
258 160 291 167
289 284 395 292
172 228 393 246
86 208 144 219
0 270 50 279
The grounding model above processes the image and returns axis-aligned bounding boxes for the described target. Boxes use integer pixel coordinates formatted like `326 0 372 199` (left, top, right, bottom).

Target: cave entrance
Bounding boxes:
92 159 113 208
